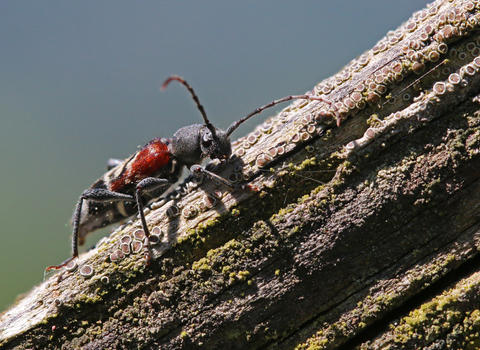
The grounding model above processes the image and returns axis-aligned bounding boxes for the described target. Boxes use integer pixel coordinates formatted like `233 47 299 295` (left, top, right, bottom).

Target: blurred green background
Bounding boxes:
0 0 428 312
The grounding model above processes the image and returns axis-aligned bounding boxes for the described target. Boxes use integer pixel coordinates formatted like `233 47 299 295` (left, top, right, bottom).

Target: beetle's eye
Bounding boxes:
202 134 213 147
203 140 212 147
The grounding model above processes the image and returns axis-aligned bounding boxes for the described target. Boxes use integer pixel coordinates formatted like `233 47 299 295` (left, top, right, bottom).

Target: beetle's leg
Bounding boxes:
190 165 259 192
45 189 134 272
135 178 172 263
190 164 234 188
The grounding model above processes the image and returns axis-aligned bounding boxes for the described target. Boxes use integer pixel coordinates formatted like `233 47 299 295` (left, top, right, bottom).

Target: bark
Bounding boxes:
2 1 480 349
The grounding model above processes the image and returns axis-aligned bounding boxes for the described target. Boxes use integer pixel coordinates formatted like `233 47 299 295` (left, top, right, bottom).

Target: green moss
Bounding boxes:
76 293 103 305
229 272 236 282
322 129 332 140
191 239 247 274
192 257 211 271
237 270 250 281
385 276 480 346
297 194 311 204
366 114 381 127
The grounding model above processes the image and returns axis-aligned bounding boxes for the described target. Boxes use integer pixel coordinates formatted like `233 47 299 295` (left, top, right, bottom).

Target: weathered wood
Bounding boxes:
2 1 480 349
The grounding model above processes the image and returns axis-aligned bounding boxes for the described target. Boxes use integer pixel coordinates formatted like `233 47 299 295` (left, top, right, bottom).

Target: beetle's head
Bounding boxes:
200 126 232 161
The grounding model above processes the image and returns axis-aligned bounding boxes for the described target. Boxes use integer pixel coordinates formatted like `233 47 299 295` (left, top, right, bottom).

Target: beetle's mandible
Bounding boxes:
46 75 334 272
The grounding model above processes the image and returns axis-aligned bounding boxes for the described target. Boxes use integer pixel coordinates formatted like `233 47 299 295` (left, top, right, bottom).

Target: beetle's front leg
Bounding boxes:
190 164 257 191
190 164 235 188
46 189 135 272
135 178 172 263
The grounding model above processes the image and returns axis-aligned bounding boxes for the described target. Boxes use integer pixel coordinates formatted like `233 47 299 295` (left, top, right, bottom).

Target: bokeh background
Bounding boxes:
0 0 429 312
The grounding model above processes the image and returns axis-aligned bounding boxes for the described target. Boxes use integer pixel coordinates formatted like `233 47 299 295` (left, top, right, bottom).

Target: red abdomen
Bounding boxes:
110 138 171 192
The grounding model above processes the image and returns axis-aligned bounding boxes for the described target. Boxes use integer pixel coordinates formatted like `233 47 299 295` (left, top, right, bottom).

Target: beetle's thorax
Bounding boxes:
170 124 232 167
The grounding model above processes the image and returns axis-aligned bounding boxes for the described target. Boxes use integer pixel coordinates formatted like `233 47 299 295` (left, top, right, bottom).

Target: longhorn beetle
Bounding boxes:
46 76 334 271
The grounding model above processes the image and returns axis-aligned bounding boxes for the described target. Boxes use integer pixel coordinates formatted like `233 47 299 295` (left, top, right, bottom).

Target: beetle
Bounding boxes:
46 75 334 271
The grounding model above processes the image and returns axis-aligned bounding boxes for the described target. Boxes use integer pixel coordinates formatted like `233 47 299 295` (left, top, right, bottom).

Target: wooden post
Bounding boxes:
2 1 480 348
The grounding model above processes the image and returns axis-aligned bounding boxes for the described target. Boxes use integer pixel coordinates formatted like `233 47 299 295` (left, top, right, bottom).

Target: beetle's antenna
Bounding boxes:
382 59 448 106
162 75 217 137
226 94 334 136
